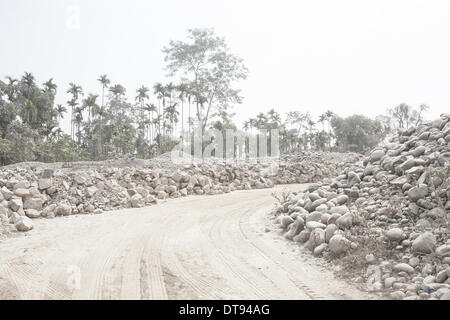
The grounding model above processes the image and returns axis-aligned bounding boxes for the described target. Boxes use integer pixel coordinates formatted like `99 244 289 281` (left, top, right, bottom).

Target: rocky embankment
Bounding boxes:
271 114 450 300
0 152 358 240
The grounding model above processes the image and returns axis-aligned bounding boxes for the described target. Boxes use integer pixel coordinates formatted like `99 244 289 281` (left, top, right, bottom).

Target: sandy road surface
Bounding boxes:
0 184 375 300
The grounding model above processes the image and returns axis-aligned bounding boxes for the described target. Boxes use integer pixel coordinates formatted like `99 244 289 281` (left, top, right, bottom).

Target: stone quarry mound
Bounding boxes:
0 152 359 238
270 113 450 300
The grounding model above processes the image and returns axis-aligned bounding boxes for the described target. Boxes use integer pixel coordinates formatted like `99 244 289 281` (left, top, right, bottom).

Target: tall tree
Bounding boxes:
67 83 83 140
97 75 110 156
162 28 248 145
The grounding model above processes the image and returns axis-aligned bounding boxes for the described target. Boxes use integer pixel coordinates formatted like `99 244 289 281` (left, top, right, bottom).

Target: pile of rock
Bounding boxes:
0 162 272 230
0 152 350 236
271 113 450 300
271 152 363 184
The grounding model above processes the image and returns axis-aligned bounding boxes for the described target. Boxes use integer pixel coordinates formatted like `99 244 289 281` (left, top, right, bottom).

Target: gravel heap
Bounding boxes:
270 113 450 300
0 152 355 237
272 152 362 184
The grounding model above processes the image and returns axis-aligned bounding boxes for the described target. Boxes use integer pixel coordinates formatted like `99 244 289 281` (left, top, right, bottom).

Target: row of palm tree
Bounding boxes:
61 75 207 158
243 109 336 153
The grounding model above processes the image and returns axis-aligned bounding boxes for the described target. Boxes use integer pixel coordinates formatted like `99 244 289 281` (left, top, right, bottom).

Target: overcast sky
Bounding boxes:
1 0 449 133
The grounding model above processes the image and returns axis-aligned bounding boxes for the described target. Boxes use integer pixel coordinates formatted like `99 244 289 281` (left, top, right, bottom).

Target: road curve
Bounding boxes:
0 184 374 300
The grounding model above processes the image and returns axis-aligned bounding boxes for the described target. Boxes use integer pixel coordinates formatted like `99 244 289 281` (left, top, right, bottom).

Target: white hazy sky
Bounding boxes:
1 0 449 133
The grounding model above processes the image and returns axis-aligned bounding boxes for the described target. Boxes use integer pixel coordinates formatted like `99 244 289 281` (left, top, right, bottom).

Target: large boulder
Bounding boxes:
23 197 44 211
408 185 429 202
14 188 30 198
370 149 385 162
336 213 353 229
38 179 52 190
25 209 41 219
130 193 144 208
411 232 436 254
15 216 34 232
328 234 350 255
309 228 325 248
56 204 72 216
386 228 404 242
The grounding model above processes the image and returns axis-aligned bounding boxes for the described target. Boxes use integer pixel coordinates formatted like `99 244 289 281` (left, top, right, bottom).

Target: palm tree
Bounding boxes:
177 83 188 138
55 104 67 128
136 86 149 107
73 106 84 145
43 78 57 93
67 83 83 140
109 84 126 116
325 110 334 150
153 83 165 134
256 112 267 130
249 118 257 134
165 103 179 136
97 75 110 156
135 86 150 139
243 120 249 132
306 116 315 150
152 115 162 136
319 113 326 132
4 76 18 101
83 93 98 125
97 75 111 110
144 103 157 142
22 72 35 92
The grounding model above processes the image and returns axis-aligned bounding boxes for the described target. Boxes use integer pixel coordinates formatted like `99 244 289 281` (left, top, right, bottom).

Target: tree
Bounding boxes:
162 28 248 145
177 83 188 138
67 83 83 140
43 78 57 93
97 75 110 156
286 111 307 150
83 93 99 125
55 104 67 127
331 114 385 153
153 82 166 134
135 85 150 140
144 103 157 143
413 104 430 126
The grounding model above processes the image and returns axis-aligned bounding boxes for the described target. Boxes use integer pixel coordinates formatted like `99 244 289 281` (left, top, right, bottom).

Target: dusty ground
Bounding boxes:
0 184 377 300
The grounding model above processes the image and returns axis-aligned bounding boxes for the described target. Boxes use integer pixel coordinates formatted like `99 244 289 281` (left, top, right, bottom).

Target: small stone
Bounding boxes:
328 234 350 255
313 243 328 257
391 291 406 300
56 204 72 216
393 263 415 274
281 216 295 228
384 277 396 289
14 188 30 198
325 224 338 243
305 221 326 229
25 209 41 219
412 232 436 254
336 212 353 229
309 228 325 248
408 185 429 202
409 257 420 267
15 216 34 232
38 178 52 190
386 228 404 242
440 291 450 300
365 254 376 264
436 270 448 283
435 244 450 257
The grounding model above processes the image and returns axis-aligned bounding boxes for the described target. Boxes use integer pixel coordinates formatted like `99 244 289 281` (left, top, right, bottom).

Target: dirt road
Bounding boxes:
0 184 375 300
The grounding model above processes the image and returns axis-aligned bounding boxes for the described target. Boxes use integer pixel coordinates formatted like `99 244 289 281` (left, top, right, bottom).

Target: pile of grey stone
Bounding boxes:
271 113 450 300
